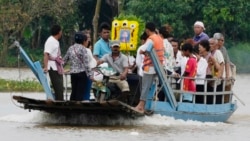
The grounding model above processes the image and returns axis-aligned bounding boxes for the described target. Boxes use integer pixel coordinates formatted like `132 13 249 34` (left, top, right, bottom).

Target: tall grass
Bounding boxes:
227 42 250 73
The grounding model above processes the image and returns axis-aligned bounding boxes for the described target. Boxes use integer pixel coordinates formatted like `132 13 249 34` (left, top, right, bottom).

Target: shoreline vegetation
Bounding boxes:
0 78 43 92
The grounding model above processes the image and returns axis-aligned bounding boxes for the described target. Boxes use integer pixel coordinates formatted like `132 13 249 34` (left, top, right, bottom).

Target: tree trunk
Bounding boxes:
92 0 102 44
37 26 42 48
117 0 124 14
0 34 9 67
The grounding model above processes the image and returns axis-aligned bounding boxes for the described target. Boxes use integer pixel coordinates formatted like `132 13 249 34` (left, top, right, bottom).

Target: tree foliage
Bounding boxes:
0 0 76 66
124 0 250 41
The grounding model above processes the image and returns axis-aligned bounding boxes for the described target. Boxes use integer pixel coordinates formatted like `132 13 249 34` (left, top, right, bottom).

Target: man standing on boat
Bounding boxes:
93 22 111 61
43 25 64 101
134 22 165 113
193 21 209 44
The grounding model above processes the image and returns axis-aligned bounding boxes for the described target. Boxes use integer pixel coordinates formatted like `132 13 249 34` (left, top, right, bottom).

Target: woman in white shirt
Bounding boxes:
83 32 97 101
194 45 208 103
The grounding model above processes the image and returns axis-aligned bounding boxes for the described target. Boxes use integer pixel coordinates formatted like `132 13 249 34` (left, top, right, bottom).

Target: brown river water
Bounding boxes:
0 68 249 141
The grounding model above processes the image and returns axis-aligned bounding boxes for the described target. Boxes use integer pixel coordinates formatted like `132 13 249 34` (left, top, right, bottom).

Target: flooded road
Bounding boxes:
0 68 250 141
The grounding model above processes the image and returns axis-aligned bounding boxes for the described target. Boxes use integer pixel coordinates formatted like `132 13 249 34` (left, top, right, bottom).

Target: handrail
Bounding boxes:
146 42 178 109
165 74 234 104
172 90 233 95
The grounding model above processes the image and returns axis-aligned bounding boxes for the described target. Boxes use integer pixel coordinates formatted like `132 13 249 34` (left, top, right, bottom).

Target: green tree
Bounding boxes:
201 0 250 41
123 0 250 41
0 0 75 66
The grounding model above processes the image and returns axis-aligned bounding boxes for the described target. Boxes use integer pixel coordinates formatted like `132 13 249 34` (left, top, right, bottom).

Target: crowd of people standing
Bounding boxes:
43 20 233 114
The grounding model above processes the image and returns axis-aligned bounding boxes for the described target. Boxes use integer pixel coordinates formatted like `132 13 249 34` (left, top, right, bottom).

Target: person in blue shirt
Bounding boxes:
93 22 111 60
193 21 209 44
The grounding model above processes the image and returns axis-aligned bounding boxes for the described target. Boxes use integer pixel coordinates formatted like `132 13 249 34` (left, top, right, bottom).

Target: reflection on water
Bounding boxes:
0 73 250 140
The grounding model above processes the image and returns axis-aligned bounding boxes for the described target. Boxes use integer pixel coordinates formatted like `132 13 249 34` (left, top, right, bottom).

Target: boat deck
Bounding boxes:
13 96 144 117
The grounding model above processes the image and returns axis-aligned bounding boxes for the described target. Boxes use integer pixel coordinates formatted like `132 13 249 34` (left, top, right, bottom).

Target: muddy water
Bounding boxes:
0 68 249 141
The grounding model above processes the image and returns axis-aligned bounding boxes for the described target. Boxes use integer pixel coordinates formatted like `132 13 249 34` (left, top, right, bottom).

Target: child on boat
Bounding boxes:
181 43 197 102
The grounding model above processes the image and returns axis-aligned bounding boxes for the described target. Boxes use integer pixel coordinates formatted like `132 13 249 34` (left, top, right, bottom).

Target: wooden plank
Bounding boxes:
12 96 145 117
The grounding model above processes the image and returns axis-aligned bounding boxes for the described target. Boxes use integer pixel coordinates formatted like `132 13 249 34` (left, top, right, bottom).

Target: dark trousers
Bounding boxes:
196 84 204 103
215 83 223 104
48 69 64 100
70 71 88 101
83 77 92 100
206 75 223 104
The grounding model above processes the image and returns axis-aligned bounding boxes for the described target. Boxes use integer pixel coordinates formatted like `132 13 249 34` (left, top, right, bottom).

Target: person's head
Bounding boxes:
110 40 121 54
209 38 218 51
184 38 195 47
140 32 148 44
170 39 179 53
158 26 169 39
167 34 174 42
82 30 92 48
181 43 193 57
193 44 200 59
194 21 205 35
198 39 210 56
75 32 88 46
51 24 62 40
98 22 111 41
213 33 224 48
145 22 156 36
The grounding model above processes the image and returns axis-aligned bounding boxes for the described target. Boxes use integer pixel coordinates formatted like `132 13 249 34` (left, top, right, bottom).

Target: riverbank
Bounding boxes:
0 67 36 81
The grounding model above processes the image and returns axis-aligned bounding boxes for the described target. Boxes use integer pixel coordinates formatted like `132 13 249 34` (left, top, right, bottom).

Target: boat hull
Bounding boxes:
148 101 237 122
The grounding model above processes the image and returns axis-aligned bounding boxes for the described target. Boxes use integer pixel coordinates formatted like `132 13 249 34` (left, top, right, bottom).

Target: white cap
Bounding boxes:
194 21 205 30
110 40 120 47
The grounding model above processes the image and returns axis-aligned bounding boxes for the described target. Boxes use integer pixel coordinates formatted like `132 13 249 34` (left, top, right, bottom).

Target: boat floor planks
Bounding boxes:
13 96 144 117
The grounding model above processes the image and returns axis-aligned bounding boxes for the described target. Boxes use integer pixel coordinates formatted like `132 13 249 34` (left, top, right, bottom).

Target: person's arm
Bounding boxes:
217 50 225 78
82 49 92 78
94 55 99 61
182 71 189 77
120 56 129 80
218 62 225 78
223 48 231 78
93 42 100 61
97 60 104 66
120 67 128 80
43 52 49 72
97 54 107 66
209 56 222 78
196 58 208 76
140 39 153 54
182 59 190 77
225 62 230 78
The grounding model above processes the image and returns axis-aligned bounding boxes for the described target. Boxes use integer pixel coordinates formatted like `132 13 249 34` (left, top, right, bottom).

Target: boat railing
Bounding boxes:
162 74 235 104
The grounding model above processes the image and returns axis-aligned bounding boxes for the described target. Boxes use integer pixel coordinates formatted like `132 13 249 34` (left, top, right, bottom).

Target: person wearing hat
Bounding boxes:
63 32 93 101
97 40 130 101
193 21 209 44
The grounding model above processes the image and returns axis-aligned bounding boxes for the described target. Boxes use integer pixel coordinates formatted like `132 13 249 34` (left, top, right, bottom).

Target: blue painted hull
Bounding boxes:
148 101 237 122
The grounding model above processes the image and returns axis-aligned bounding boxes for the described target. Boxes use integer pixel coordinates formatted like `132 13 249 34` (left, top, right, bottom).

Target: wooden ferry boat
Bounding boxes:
12 41 237 122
